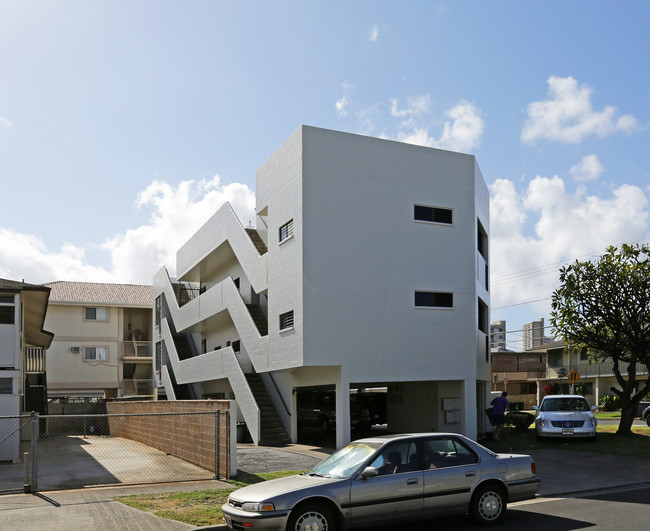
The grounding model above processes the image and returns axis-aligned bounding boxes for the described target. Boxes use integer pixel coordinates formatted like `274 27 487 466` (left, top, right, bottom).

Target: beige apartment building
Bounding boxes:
44 282 153 401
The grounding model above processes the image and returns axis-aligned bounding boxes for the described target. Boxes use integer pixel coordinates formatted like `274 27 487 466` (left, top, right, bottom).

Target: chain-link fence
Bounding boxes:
0 410 230 494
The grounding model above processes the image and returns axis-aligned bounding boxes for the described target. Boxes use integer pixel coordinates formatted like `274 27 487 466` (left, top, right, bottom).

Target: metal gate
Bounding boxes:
0 410 230 493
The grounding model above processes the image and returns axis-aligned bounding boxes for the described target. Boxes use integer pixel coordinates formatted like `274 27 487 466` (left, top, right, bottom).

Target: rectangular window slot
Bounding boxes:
414 205 453 225
415 291 453 308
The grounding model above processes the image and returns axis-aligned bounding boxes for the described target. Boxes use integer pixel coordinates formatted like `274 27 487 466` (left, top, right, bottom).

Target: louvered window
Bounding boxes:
279 310 294 331
279 219 294 243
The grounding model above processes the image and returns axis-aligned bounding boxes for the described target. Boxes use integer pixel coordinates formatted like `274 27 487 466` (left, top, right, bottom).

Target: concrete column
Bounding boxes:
335 374 351 449
463 380 477 440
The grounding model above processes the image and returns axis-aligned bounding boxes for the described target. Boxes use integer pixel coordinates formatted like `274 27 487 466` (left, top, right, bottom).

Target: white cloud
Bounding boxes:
394 99 484 153
521 76 639 144
489 176 649 313
390 95 430 119
569 154 605 182
369 25 379 42
435 101 485 152
335 96 349 116
0 175 256 285
0 117 11 128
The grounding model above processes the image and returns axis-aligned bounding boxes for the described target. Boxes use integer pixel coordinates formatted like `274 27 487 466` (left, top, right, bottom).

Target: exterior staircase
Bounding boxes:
247 304 268 336
245 228 268 255
245 373 290 445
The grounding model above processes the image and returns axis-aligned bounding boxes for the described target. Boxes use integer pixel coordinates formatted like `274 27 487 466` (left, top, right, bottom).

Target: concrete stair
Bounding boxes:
245 373 290 445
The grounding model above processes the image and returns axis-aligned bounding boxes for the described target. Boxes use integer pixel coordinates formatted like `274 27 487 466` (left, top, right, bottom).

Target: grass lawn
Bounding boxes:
488 424 650 460
112 470 303 528
114 425 650 527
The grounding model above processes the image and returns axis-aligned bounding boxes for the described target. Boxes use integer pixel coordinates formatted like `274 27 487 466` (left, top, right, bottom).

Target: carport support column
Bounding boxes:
463 380 477 441
335 376 351 449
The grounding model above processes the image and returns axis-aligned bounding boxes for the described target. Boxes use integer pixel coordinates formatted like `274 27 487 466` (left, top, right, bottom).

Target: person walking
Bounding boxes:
491 392 509 441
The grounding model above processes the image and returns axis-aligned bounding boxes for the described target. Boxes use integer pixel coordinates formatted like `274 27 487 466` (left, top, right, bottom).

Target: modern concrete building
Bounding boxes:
153 125 491 448
44 282 154 401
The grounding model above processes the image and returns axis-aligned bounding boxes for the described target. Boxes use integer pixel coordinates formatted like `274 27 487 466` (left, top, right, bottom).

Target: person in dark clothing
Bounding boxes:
491 392 509 440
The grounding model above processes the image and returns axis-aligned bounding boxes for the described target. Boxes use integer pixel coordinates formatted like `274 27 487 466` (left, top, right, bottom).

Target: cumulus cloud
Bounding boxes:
489 176 649 312
0 175 256 285
0 117 11 128
569 154 605 182
369 25 379 42
521 76 639 144
394 99 484 153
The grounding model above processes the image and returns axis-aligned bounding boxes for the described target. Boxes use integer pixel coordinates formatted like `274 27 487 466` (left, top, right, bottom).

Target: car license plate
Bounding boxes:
562 428 574 435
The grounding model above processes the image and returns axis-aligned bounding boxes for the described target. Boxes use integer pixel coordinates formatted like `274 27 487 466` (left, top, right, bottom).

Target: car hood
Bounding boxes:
229 474 342 504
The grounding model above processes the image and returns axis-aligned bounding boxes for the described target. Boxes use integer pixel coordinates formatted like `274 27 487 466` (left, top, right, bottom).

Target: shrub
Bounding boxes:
599 394 620 411
505 411 535 432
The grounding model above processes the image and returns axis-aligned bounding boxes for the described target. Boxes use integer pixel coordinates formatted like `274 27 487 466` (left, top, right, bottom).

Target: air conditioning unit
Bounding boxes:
70 346 80 354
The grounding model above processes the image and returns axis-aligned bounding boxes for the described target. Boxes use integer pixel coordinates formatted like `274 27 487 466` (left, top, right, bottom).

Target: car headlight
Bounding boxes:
537 417 548 427
242 502 276 512
588 417 597 427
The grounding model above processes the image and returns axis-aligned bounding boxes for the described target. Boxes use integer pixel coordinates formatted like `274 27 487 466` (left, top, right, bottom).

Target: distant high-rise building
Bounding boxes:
523 318 552 350
491 320 507 349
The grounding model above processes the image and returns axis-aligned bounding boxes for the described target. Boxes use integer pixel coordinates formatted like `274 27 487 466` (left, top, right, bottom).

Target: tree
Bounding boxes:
550 243 650 436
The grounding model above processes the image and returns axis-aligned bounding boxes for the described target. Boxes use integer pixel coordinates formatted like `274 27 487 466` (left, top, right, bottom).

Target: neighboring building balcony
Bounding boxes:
121 378 154 397
122 341 153 361
546 360 649 380
493 369 547 382
25 347 46 373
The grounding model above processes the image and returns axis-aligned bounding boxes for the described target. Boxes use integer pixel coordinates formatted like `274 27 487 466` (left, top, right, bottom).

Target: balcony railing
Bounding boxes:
122 341 153 358
25 347 46 372
547 360 649 379
172 281 201 307
121 378 154 396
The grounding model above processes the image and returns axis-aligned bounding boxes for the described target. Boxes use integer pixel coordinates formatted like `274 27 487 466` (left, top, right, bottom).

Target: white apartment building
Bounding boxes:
490 320 507 349
153 125 491 448
0 278 53 462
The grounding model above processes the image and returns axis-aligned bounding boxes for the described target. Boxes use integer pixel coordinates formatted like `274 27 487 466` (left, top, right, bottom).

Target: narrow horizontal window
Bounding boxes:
415 291 453 308
279 219 294 243
84 347 108 360
279 310 294 331
85 307 109 321
414 205 453 225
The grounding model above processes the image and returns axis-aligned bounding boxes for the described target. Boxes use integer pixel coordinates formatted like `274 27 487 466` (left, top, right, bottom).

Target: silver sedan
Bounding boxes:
222 432 540 530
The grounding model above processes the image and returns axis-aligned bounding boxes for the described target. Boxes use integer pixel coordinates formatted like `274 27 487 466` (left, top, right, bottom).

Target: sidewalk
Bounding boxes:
1 443 649 530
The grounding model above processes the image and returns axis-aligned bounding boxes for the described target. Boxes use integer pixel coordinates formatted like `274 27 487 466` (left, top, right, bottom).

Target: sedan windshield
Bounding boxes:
541 397 590 412
307 442 382 479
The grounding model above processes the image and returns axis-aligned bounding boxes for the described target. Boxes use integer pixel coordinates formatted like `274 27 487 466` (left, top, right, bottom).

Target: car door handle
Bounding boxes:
465 471 476 477
406 478 419 485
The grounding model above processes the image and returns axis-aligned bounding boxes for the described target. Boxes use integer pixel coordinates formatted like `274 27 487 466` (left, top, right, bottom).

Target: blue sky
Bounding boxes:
1 1 649 350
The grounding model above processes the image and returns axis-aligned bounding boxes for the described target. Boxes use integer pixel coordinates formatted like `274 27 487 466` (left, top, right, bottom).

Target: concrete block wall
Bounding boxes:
106 400 232 479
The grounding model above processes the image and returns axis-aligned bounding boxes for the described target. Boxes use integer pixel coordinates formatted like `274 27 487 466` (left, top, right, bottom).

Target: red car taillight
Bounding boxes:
531 461 536 475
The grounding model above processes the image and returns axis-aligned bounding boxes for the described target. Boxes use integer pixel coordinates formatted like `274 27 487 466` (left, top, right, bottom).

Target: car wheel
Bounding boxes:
287 503 337 531
470 484 506 525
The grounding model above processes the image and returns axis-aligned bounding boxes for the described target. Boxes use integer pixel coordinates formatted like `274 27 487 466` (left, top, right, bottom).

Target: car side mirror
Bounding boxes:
591 406 598 411
360 467 379 479
532 406 539 411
